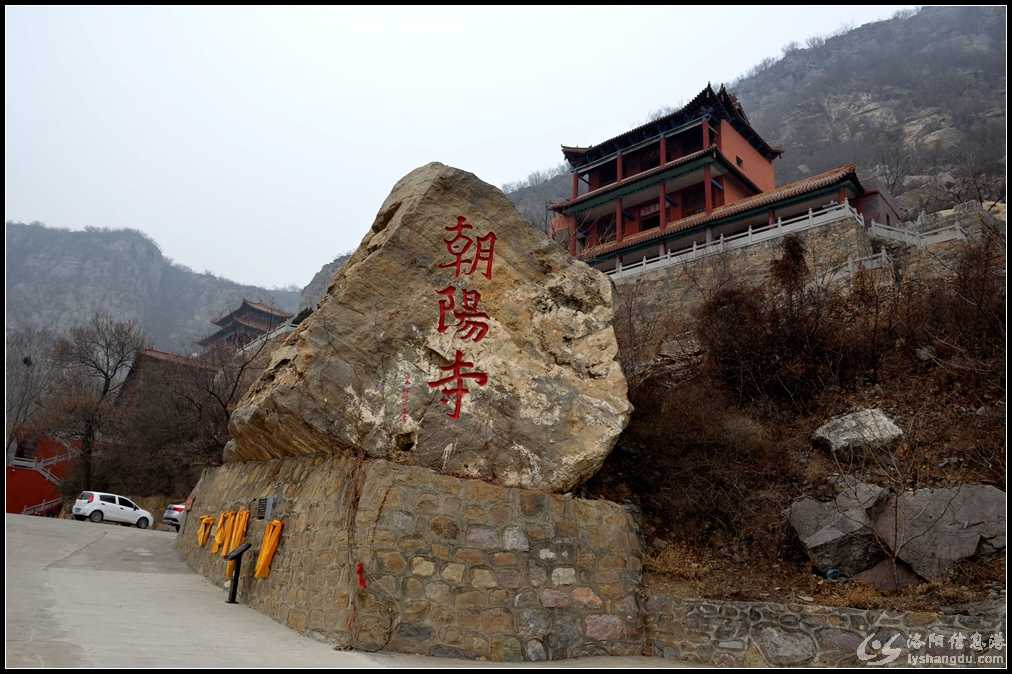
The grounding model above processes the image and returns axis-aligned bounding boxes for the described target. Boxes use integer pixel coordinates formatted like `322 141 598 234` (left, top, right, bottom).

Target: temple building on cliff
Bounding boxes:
197 299 292 352
550 84 902 276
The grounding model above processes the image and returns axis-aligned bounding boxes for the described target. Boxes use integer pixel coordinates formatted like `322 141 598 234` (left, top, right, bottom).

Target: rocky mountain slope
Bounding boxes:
298 253 351 311
6 221 299 353
731 6 1005 196
505 6 1006 219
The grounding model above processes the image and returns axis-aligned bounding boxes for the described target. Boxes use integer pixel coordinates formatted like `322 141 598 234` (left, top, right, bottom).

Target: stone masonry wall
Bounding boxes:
612 218 873 368
178 455 643 662
644 591 1006 667
176 439 1003 666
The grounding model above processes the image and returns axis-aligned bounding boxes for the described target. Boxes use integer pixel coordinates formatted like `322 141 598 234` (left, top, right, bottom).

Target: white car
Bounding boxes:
161 503 187 532
72 491 153 529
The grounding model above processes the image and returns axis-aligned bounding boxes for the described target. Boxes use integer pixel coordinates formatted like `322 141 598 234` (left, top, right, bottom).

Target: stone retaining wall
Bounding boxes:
644 592 1006 667
178 455 643 661
178 456 1004 665
612 216 873 368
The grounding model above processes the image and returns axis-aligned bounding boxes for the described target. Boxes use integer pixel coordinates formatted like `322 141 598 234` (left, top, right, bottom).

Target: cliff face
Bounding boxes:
6 222 299 353
505 6 1006 218
298 253 351 311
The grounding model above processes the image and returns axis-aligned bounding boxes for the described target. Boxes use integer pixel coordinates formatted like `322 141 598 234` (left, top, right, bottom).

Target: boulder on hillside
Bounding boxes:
873 485 1005 580
811 408 903 455
787 477 889 576
852 558 923 593
225 162 631 492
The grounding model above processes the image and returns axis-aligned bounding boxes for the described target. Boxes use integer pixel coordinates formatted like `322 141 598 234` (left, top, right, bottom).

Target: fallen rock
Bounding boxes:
226 162 630 492
832 475 888 512
811 408 903 455
873 485 1005 580
788 478 888 576
852 558 923 593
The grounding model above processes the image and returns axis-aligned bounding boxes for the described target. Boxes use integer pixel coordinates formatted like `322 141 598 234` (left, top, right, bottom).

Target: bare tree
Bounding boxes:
613 277 673 383
874 140 913 195
5 326 58 460
44 313 145 489
187 333 278 452
948 153 1006 212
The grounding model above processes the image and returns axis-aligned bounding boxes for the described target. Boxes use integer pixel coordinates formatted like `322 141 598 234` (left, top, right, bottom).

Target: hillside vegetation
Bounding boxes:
6 221 299 353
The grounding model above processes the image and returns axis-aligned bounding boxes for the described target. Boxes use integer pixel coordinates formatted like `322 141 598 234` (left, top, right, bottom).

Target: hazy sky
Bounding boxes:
6 6 912 288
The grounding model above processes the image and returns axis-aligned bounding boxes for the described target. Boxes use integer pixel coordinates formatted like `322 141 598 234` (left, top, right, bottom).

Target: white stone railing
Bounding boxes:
605 202 865 281
9 452 75 485
868 220 968 248
22 496 63 516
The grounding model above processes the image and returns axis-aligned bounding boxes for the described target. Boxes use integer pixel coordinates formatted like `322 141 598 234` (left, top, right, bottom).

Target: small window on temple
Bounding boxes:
736 156 744 168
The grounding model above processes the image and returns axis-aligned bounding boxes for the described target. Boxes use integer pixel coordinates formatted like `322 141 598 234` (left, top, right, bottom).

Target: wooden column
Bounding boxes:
703 165 713 214
659 136 667 165
768 209 776 225
615 198 624 242
616 152 623 181
659 182 667 230
572 173 579 200
702 117 710 148
569 216 577 257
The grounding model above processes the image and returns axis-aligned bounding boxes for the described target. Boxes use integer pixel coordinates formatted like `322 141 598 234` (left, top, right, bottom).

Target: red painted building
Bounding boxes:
550 84 902 273
6 435 79 516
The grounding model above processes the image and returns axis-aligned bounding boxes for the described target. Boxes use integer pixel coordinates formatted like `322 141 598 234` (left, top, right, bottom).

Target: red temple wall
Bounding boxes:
5 468 60 514
721 173 754 207
719 120 775 193
855 190 905 227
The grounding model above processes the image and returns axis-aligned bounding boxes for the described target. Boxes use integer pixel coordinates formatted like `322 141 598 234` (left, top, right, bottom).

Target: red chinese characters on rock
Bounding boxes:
427 350 489 421
437 216 497 280
436 286 489 342
429 216 497 420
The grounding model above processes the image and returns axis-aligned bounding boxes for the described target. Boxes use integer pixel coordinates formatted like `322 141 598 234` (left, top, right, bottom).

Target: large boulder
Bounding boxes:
811 408 903 455
873 485 1005 580
225 162 630 492
852 559 923 593
788 477 889 576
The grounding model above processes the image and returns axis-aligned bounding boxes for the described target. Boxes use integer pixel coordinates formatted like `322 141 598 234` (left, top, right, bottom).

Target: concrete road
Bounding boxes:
5 515 675 667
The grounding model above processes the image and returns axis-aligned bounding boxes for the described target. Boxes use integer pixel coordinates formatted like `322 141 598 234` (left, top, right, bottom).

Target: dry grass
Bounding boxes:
644 543 716 580
594 234 1006 612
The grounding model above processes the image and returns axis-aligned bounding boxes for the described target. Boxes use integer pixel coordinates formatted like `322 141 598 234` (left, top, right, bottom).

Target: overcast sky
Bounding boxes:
6 6 912 288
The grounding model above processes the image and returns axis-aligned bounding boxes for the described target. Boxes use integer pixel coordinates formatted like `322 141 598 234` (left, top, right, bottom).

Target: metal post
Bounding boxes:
225 542 252 604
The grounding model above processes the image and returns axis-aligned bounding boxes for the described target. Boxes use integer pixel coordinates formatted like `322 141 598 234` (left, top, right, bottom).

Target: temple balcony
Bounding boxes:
557 153 754 255
566 118 721 199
